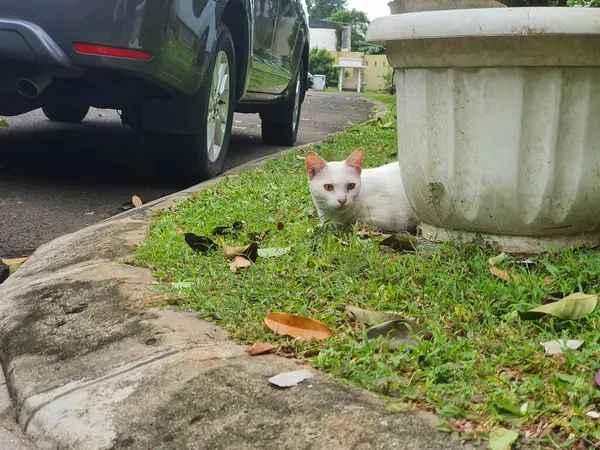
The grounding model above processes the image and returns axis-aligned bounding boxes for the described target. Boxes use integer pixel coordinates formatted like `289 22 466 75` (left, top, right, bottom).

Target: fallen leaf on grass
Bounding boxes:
386 402 411 413
519 293 597 320
277 222 285 230
436 422 453 433
540 339 583 356
489 252 509 266
257 247 291 258
2 256 29 266
229 256 252 272
379 234 419 252
346 305 403 326
264 313 334 340
493 397 523 417
586 411 600 419
490 266 554 286
223 242 258 262
184 233 218 253
555 372 577 384
366 319 431 351
0 119 8 127
248 341 275 356
489 266 520 282
489 427 519 450
268 369 313 388
132 195 143 208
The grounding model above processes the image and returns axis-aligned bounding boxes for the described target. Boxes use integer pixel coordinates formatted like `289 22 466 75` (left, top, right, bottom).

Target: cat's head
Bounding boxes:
305 148 363 211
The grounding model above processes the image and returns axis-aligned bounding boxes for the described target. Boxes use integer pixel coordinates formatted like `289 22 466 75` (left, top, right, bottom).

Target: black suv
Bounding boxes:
0 0 310 183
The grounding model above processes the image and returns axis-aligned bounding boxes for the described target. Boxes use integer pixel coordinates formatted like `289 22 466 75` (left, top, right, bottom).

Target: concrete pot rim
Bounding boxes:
367 7 600 45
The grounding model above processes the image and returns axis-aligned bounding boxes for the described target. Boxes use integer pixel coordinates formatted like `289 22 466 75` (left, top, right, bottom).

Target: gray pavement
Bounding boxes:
0 142 477 450
0 91 372 263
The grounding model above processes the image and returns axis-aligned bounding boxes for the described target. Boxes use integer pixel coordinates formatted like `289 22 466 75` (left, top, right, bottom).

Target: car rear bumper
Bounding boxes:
0 19 77 70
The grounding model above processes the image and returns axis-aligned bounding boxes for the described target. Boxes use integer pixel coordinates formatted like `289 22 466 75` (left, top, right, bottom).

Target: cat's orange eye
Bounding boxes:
324 184 334 192
347 183 356 191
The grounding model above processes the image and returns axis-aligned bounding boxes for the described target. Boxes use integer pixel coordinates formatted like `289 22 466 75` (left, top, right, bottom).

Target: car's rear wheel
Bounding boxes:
171 24 236 185
42 101 90 123
261 60 304 147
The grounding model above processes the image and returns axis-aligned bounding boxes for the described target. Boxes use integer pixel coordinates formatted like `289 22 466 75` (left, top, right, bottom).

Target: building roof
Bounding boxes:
309 19 337 30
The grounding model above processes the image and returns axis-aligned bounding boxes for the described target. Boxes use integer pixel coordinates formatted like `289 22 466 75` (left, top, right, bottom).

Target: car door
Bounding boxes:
270 0 301 80
247 0 298 96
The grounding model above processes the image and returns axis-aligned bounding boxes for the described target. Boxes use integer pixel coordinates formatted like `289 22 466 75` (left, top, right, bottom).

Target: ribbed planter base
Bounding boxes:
421 223 600 253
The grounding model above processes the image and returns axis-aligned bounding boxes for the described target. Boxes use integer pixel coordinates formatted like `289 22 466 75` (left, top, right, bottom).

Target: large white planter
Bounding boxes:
388 0 504 14
368 8 600 252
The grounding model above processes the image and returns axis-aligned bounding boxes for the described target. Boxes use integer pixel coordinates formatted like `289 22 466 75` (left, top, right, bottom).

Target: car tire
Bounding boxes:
42 101 90 123
261 60 304 147
171 24 236 185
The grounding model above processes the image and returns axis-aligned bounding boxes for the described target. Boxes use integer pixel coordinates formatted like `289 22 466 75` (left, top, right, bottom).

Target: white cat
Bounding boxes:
305 147 419 232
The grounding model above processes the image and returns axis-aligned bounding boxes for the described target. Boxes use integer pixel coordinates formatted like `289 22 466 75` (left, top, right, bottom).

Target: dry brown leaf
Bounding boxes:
489 266 554 286
132 195 143 208
16 202 23 205
490 266 520 282
2 256 29 265
229 256 252 272
223 242 258 262
248 341 275 356
264 312 334 341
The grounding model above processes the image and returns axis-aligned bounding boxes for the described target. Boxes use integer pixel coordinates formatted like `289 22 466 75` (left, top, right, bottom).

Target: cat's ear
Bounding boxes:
305 152 327 180
345 147 363 175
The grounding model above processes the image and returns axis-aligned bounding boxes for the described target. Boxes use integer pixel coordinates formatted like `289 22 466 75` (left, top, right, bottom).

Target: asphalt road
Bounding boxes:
0 91 372 260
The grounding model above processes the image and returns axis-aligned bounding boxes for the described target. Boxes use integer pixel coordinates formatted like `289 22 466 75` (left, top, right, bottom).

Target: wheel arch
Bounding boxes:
219 0 252 102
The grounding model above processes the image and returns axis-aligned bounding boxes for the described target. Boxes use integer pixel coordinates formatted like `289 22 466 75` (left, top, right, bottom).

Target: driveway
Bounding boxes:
0 91 372 262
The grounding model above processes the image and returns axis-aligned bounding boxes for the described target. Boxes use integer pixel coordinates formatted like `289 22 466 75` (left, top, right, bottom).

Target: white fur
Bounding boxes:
308 160 419 232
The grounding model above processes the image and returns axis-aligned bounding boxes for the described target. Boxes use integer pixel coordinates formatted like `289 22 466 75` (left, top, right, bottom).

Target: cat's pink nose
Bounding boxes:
337 198 346 206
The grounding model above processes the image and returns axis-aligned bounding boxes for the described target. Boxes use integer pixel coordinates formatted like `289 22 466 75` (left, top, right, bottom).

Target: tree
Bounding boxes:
308 48 339 87
307 0 347 19
327 9 370 52
357 42 386 55
568 0 599 5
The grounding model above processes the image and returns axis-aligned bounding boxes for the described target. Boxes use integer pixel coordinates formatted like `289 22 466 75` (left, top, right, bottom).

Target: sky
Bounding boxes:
347 0 391 20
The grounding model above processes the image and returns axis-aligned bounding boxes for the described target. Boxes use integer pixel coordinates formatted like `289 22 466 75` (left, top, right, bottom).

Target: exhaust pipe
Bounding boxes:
16 73 53 99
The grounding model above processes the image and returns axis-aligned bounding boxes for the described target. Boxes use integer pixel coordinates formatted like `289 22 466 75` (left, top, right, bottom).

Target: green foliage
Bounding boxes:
309 48 339 87
568 0 599 5
357 42 386 55
307 0 347 19
327 9 370 52
377 68 394 93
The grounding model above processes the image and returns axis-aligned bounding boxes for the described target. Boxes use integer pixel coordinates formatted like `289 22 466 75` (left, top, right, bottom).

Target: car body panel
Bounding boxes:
0 0 308 117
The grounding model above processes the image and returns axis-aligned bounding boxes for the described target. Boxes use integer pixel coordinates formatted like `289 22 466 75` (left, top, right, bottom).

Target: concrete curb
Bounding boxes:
0 97 476 450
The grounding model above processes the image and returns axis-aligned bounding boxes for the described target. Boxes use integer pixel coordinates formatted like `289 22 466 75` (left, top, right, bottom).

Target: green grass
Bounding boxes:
136 94 600 449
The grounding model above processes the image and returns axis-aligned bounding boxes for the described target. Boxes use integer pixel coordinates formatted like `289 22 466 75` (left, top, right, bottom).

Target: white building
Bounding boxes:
308 19 337 51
